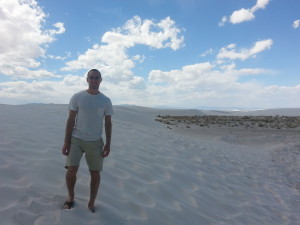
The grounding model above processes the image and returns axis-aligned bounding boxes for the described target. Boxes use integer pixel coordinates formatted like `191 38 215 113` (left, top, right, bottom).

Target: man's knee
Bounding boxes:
89 170 100 178
67 166 78 177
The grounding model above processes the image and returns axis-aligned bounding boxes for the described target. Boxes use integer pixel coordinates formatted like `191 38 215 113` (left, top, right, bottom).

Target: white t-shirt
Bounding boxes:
68 90 113 141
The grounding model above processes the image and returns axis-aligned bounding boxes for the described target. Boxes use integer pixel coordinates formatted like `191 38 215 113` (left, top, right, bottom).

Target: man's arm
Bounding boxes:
62 110 77 155
102 115 112 157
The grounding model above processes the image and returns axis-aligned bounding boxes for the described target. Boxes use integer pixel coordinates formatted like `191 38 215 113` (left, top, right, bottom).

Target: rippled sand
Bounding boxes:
0 104 299 225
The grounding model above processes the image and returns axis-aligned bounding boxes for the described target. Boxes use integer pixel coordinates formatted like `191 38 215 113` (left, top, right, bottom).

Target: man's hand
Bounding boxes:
102 144 110 157
62 142 71 155
62 110 76 156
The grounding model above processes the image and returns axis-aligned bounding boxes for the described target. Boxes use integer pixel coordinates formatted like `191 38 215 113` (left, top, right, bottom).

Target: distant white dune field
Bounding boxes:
0 104 299 225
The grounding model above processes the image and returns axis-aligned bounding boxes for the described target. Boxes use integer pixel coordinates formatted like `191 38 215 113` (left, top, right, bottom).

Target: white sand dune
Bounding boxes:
0 104 299 225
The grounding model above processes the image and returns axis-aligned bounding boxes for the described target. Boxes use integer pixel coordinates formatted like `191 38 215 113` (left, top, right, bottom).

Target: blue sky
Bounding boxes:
0 0 299 109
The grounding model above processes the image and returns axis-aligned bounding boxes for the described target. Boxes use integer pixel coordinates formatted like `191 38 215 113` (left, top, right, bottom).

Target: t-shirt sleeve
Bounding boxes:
68 94 78 111
104 98 113 115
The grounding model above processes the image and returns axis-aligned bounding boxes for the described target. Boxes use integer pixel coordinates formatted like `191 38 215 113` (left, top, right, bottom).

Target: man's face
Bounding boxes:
87 71 102 90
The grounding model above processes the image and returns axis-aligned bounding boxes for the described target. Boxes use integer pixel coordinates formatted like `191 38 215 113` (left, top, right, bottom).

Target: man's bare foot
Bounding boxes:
88 202 95 213
89 206 95 213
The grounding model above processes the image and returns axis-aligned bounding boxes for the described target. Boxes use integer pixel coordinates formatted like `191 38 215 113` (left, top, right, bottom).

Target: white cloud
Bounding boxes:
47 52 71 61
140 61 298 108
126 76 147 89
49 22 66 35
0 55 298 108
217 39 273 60
132 55 146 63
251 0 270 11
230 8 255 24
0 78 85 104
218 16 228 27
149 62 215 86
200 48 213 57
249 39 273 54
62 16 184 82
148 61 270 95
63 75 86 87
0 66 61 79
0 0 65 79
220 0 270 25
292 20 300 29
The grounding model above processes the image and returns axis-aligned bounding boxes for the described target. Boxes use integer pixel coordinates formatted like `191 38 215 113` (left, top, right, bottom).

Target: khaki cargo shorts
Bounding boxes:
65 137 104 171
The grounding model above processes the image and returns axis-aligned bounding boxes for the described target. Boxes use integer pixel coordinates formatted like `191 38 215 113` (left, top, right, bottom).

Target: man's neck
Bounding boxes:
87 89 100 95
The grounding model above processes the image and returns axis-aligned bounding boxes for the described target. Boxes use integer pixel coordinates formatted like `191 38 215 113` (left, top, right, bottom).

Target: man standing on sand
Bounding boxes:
62 69 113 213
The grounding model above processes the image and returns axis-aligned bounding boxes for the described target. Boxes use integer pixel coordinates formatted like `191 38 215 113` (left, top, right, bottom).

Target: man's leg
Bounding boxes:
64 166 79 209
88 170 101 212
